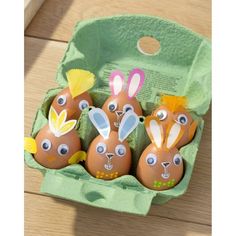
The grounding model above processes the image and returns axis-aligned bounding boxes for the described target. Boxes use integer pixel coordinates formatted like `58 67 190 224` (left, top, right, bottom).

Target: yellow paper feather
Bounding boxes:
59 120 77 135
49 107 58 130
56 109 67 130
67 69 95 98
160 95 187 112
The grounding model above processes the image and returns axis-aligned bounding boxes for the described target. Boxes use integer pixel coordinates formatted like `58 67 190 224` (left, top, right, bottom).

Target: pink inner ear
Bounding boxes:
127 68 145 98
109 70 125 96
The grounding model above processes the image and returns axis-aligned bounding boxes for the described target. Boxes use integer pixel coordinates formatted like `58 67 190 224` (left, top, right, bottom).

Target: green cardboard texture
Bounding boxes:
24 15 211 215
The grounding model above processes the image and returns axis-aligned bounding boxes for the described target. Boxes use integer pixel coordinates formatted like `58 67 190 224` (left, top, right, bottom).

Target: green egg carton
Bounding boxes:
24 15 211 215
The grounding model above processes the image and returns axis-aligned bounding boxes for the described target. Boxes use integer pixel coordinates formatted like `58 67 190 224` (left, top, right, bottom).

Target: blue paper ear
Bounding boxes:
118 111 139 142
88 108 111 139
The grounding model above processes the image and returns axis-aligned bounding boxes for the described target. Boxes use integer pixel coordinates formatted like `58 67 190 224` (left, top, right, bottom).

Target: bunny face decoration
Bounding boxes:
136 116 184 190
24 107 86 169
51 69 95 120
102 69 144 131
85 108 139 180
153 95 198 148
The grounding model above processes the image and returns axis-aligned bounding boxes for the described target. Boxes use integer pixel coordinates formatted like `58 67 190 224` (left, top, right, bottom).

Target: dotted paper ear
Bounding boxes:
118 111 139 142
88 108 111 139
109 70 125 96
144 116 164 149
127 68 145 98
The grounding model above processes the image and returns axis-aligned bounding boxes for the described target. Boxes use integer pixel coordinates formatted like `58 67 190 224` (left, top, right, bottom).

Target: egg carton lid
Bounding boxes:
56 15 211 116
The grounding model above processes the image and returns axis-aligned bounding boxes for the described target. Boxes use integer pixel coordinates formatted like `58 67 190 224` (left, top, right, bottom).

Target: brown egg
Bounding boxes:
51 87 93 120
136 143 184 190
102 91 143 131
85 131 131 180
153 106 197 148
34 124 81 169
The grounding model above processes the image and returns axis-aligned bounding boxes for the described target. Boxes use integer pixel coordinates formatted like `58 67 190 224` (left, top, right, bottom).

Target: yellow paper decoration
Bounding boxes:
68 151 87 164
24 137 37 154
48 107 77 137
67 69 95 98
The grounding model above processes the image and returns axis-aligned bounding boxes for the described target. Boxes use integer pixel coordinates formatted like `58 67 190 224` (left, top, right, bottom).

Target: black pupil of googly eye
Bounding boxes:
42 142 49 150
175 157 180 165
81 103 88 109
118 148 124 155
109 104 115 111
147 157 154 165
58 97 64 105
125 107 132 112
158 112 164 119
60 147 68 155
97 146 104 153
179 116 186 124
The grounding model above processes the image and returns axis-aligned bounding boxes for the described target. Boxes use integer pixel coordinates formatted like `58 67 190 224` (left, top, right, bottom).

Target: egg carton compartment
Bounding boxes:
25 86 204 214
25 15 211 215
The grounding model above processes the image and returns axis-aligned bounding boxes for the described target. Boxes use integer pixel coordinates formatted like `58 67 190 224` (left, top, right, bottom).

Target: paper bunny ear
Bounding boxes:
127 68 145 98
109 70 125 96
144 116 164 149
165 122 184 149
67 69 95 98
88 108 111 139
118 110 139 142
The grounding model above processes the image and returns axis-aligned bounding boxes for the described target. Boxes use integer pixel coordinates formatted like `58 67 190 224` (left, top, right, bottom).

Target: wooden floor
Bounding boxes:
24 1 211 235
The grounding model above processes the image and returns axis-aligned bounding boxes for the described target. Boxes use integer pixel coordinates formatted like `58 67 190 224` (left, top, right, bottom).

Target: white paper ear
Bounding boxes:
88 108 111 139
166 123 182 149
118 110 139 142
109 70 125 96
149 119 163 149
127 68 145 98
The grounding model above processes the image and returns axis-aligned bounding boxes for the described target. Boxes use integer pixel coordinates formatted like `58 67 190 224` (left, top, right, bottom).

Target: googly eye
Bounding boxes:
41 139 51 151
57 144 69 156
57 95 67 106
115 144 126 157
108 101 117 112
156 109 168 121
146 153 157 166
123 104 134 113
173 154 182 166
96 142 107 154
176 114 188 125
78 100 89 111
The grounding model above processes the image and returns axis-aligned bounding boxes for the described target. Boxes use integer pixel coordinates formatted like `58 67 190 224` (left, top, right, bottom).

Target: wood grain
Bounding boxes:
25 0 211 41
24 0 45 29
24 37 211 225
25 193 211 236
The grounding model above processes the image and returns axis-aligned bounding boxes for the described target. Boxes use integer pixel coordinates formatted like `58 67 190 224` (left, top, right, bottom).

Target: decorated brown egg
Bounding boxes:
51 69 95 120
24 107 86 169
152 95 198 148
85 108 139 180
136 116 184 190
102 69 144 131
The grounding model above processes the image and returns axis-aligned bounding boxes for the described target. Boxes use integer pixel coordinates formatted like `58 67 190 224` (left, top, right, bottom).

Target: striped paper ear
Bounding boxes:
165 122 184 149
126 68 145 98
109 70 125 96
144 116 164 149
118 110 139 142
88 108 111 139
